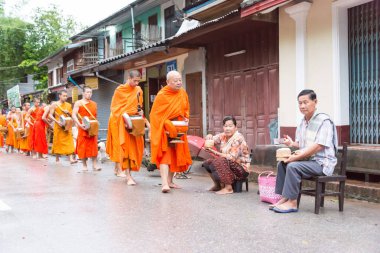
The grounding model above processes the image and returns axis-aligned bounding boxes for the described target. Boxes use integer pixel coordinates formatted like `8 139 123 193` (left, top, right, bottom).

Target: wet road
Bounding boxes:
0 151 379 253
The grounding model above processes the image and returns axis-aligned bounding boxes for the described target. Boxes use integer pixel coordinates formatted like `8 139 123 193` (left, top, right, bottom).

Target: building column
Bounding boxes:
285 2 311 123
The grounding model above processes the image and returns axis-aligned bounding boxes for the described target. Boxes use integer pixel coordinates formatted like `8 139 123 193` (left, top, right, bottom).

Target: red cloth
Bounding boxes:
75 101 98 159
33 108 48 154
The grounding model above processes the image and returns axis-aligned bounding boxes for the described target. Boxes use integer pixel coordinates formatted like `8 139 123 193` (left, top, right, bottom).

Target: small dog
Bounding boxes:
97 141 108 163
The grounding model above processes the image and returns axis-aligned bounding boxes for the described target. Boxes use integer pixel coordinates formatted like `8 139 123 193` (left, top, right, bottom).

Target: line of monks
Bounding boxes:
0 70 192 193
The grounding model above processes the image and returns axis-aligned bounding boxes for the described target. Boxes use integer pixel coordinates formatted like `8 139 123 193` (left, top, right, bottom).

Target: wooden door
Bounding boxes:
186 72 203 137
208 65 279 148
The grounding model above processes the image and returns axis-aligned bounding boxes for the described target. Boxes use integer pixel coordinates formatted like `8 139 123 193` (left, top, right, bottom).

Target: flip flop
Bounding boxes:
273 207 298 213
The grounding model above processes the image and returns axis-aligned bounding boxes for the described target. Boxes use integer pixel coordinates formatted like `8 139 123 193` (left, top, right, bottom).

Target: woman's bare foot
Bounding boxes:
169 183 182 189
92 167 101 171
82 166 88 171
216 188 233 195
161 185 170 193
208 185 222 191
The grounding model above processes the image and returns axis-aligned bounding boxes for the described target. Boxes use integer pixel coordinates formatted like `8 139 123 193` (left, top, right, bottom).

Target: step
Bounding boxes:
250 165 380 203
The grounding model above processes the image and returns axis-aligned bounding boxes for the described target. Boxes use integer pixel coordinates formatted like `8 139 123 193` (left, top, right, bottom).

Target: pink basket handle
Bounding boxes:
258 171 275 178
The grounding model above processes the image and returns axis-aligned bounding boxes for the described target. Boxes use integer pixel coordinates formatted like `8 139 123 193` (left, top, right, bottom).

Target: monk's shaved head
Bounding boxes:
166 71 182 91
129 70 141 79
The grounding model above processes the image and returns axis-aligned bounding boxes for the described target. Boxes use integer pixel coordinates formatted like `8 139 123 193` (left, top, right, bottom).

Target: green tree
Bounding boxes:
20 5 80 89
0 16 28 100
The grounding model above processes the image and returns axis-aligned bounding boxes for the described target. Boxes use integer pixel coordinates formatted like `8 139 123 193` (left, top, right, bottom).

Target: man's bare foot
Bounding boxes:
161 185 170 193
127 177 136 186
216 188 233 195
269 198 288 209
116 170 127 178
208 185 222 191
169 183 182 189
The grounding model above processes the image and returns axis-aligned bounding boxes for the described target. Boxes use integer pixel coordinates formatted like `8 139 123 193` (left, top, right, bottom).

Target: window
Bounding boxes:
67 59 74 72
48 72 53 87
148 14 159 42
134 22 142 49
115 31 123 55
165 5 182 38
104 36 110 58
56 67 62 85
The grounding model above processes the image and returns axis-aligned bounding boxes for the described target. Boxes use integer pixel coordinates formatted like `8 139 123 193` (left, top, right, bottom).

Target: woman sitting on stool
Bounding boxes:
203 116 251 195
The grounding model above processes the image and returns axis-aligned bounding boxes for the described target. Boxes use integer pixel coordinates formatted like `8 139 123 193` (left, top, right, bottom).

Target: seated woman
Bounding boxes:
203 116 251 195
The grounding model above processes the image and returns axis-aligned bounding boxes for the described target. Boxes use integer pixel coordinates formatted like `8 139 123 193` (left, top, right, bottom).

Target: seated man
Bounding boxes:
272 89 338 213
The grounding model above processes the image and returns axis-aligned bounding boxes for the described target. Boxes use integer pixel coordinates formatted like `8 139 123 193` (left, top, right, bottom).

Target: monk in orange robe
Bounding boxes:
19 103 31 154
72 86 100 171
5 106 17 153
13 108 23 151
0 112 6 148
106 70 146 185
150 70 192 193
32 102 48 159
26 98 41 158
49 90 76 163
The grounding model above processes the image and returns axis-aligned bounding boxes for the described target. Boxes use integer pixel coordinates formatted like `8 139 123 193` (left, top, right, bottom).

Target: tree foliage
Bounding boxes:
20 5 80 90
0 15 28 99
0 4 81 99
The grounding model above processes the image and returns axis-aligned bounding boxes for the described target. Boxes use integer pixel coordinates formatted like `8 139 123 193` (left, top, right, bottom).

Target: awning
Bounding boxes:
241 0 290 17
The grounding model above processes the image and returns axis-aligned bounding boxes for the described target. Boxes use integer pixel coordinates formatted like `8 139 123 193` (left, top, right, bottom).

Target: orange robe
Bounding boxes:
33 107 48 154
19 112 30 151
28 109 38 151
0 115 6 147
106 84 144 171
6 116 16 147
150 86 192 172
75 101 98 159
52 102 75 155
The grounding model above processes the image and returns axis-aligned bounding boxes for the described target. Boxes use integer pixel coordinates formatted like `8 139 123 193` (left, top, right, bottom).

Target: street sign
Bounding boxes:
85 77 99 90
7 85 21 108
166 60 177 72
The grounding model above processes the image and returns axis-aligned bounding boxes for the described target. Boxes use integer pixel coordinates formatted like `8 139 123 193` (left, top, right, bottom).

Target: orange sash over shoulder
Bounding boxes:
150 86 192 172
106 84 144 171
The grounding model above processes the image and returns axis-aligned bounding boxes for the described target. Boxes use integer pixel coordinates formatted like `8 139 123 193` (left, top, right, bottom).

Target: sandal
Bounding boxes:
175 173 191 179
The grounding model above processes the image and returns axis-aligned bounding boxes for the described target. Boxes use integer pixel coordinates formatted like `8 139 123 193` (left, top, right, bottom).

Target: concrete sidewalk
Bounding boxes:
0 152 379 253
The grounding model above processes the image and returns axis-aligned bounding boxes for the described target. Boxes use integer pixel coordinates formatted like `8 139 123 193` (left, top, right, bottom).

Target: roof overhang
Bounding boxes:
241 0 291 17
184 0 243 21
38 39 93 67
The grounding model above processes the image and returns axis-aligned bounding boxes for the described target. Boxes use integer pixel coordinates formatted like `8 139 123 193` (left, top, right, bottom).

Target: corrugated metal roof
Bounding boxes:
171 9 239 38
